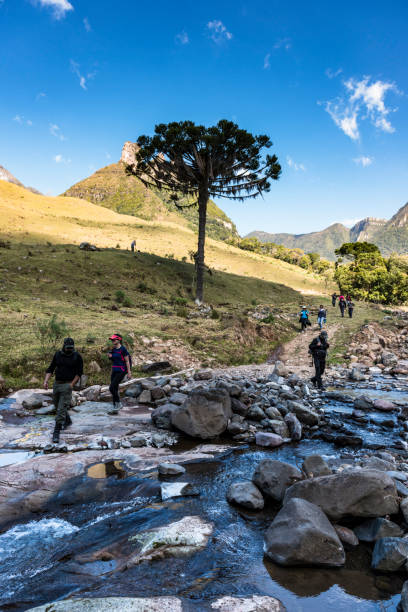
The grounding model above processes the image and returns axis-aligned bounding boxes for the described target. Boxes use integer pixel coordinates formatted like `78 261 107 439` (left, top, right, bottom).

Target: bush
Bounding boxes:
211 308 220 319
261 313 275 324
122 297 133 308
115 290 125 303
36 314 68 349
137 282 157 295
171 296 188 306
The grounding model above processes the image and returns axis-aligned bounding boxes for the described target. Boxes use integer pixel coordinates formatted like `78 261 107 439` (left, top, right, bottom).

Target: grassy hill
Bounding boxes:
0 180 340 390
63 162 238 241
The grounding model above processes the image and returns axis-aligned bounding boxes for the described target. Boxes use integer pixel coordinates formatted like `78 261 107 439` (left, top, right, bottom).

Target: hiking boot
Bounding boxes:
108 403 119 415
52 424 61 444
63 413 72 429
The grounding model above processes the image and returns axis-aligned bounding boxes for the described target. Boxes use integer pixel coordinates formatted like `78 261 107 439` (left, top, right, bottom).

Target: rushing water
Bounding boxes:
1 380 407 611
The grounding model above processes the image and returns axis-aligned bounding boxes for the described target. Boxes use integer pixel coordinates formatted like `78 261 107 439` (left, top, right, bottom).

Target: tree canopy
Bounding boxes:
127 120 281 302
334 242 380 260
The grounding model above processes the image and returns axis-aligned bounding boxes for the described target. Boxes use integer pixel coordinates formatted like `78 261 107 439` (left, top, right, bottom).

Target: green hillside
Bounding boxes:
63 162 238 241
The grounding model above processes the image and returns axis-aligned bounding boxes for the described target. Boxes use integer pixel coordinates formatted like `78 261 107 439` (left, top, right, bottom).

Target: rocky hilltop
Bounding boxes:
0 165 41 195
63 142 238 242
247 203 408 259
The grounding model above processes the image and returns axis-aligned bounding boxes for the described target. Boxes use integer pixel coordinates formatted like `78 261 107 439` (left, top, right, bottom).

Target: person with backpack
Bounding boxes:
299 306 310 332
107 333 132 414
309 330 329 389
338 295 346 318
348 300 355 318
317 305 327 330
331 293 337 307
44 337 84 444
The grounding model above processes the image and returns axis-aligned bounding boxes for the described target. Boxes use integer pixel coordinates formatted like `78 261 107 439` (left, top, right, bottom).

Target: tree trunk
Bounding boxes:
195 185 208 304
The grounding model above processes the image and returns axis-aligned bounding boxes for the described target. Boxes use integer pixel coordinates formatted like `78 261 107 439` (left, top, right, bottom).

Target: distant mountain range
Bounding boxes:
0 165 41 195
246 204 408 260
62 142 238 242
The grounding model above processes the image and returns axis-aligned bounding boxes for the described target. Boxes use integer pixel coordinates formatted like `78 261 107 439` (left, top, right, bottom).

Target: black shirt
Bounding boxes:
309 337 329 359
46 350 84 381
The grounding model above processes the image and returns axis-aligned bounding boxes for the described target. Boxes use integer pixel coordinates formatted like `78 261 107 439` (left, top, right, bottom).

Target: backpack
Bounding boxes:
119 345 132 371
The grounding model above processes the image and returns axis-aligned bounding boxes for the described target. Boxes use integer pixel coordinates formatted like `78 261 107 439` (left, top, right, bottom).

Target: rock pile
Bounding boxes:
345 320 408 372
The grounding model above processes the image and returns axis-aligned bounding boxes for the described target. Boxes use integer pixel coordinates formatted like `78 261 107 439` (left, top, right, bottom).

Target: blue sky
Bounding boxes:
1 0 407 235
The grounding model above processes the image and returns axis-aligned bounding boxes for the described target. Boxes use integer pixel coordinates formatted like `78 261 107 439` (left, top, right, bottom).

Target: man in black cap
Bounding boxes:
44 337 84 443
309 330 329 389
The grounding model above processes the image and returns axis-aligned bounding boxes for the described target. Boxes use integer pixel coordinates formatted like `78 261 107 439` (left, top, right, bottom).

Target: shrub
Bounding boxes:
115 290 125 303
211 309 220 319
36 314 68 349
171 296 188 306
122 296 133 308
261 313 275 324
137 282 157 295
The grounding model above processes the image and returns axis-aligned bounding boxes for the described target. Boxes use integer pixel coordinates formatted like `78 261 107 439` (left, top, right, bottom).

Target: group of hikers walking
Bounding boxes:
331 292 354 318
44 334 131 443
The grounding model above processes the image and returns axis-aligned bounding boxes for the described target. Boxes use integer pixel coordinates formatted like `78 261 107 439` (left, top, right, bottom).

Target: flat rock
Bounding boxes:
372 537 408 571
265 498 345 567
227 481 264 510
284 469 399 520
253 459 302 502
211 595 286 611
373 399 397 412
127 516 212 566
158 462 186 476
28 598 182 611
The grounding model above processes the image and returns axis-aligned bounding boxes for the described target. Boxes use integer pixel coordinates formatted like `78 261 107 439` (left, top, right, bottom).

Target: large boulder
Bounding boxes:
151 403 178 430
371 537 408 571
354 518 403 542
253 459 303 503
286 401 319 426
284 469 399 520
264 498 345 567
227 481 264 510
170 389 232 439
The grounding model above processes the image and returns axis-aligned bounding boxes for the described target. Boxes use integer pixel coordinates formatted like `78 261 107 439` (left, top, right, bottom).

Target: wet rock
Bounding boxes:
151 432 178 448
22 394 44 409
284 469 399 520
227 481 264 510
231 398 249 416
286 401 319 426
247 405 265 421
265 498 345 567
158 462 186 476
227 417 248 436
125 383 143 398
373 398 397 412
354 518 403 542
353 396 373 410
386 470 408 482
151 403 178 430
127 516 212 566
254 432 284 448
35 405 55 415
129 435 148 447
211 595 286 611
171 388 232 439
372 537 408 571
160 482 198 500
350 366 366 381
284 413 302 441
28 597 183 611
334 525 359 547
302 455 331 478
401 580 408 612
253 459 303 502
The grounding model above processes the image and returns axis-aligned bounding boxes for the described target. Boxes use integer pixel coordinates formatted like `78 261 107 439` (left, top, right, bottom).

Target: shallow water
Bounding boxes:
0 383 406 611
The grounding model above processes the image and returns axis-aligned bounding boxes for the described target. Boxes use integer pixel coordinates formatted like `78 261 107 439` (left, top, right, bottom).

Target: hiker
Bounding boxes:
131 239 136 252
309 330 329 389
348 300 354 318
44 337 84 444
317 305 327 330
107 333 132 414
299 306 310 332
338 295 346 318
331 293 337 307
346 294 352 304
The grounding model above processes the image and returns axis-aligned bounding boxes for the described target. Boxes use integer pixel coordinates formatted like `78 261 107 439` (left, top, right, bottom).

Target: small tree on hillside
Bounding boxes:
127 120 281 303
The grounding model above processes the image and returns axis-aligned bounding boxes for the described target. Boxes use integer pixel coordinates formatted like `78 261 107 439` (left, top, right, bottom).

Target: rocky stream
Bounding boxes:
1 351 408 611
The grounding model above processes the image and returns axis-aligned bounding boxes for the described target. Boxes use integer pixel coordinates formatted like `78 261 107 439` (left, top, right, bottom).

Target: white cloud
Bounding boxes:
13 115 32 126
49 123 66 141
324 76 400 140
36 92 46 101
207 20 232 44
83 17 91 31
263 53 270 70
287 155 306 172
70 60 95 90
175 31 189 45
34 0 73 19
274 37 291 50
353 156 373 167
325 68 342 79
54 154 71 164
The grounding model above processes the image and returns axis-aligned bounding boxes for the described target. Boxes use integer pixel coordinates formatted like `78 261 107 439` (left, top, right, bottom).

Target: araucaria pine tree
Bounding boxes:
127 120 281 303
